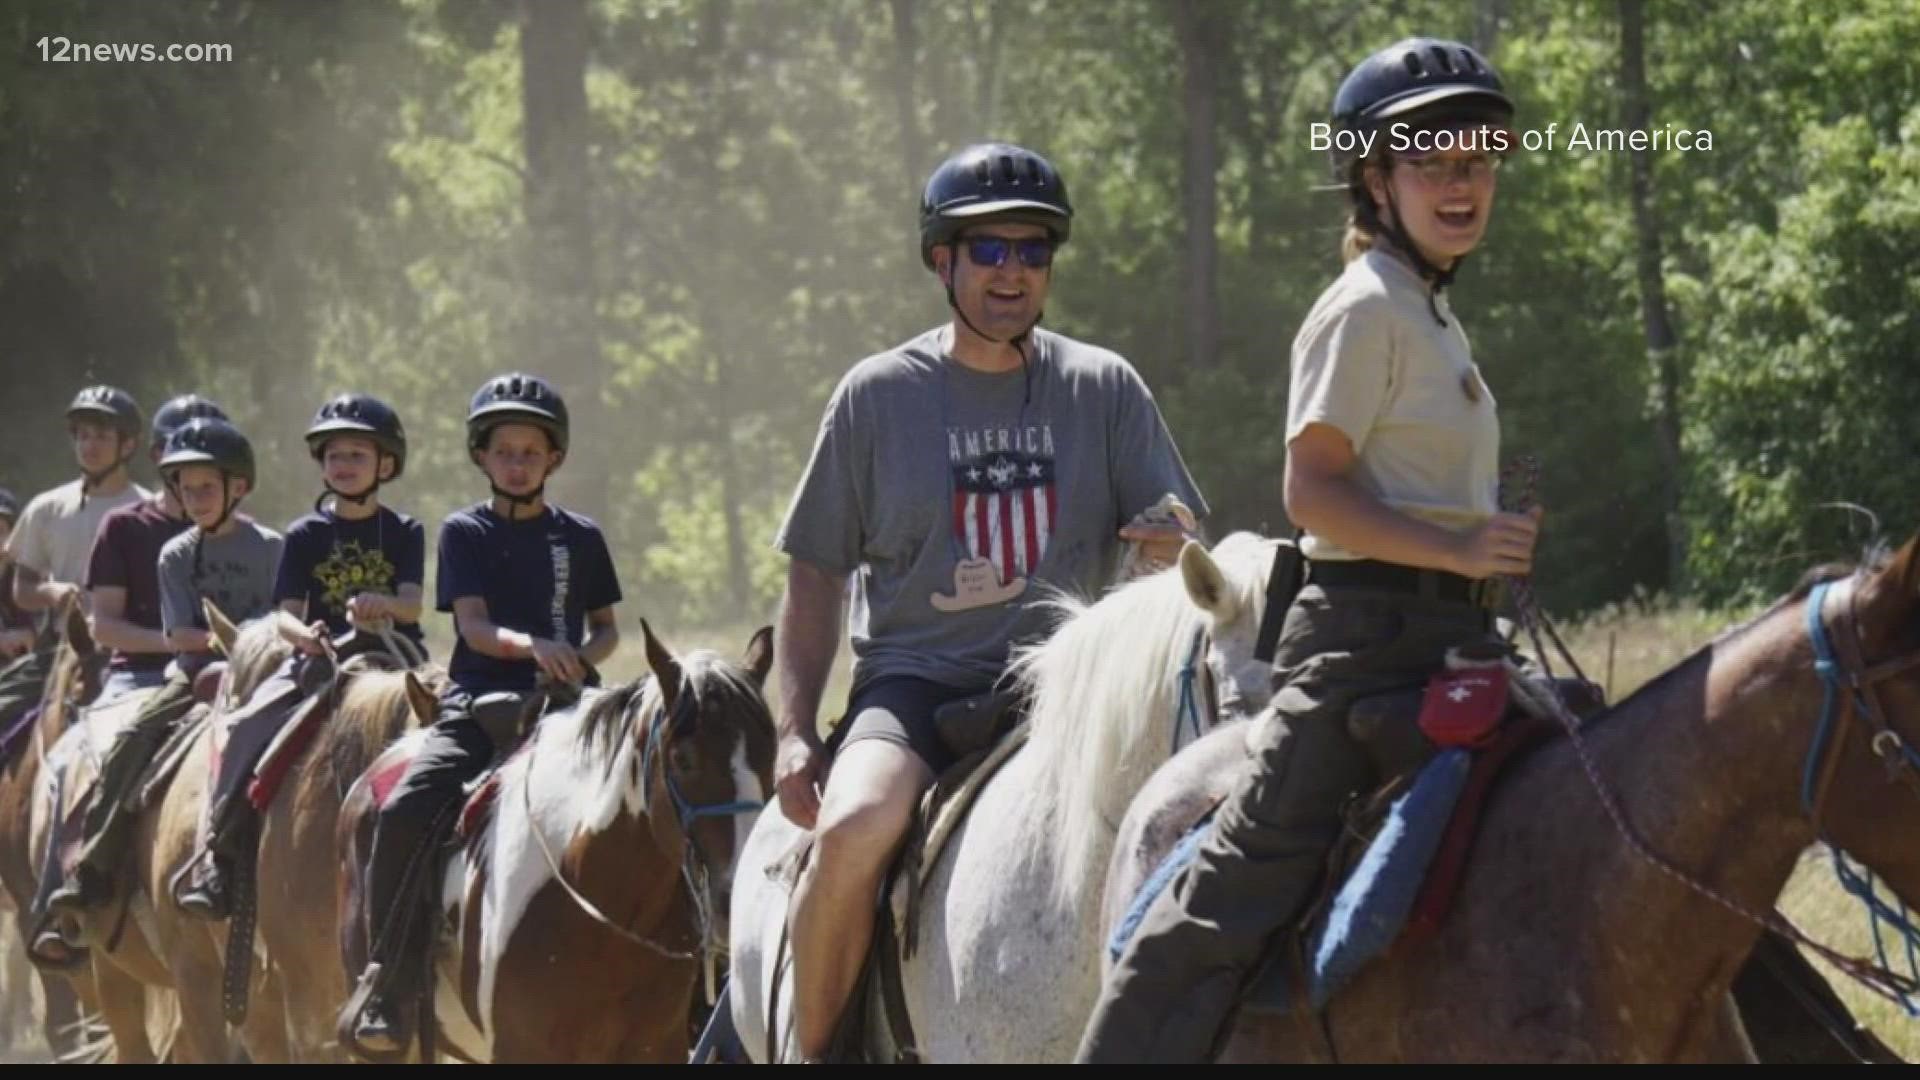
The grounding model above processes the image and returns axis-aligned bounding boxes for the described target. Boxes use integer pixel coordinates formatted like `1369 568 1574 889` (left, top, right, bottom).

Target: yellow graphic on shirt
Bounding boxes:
312 539 396 613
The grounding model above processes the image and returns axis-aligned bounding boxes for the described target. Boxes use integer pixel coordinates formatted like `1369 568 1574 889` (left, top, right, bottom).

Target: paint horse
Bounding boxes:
338 622 776 1062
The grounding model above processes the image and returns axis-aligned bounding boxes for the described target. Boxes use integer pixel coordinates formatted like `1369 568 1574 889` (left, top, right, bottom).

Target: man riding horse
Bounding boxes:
769 141 1208 1062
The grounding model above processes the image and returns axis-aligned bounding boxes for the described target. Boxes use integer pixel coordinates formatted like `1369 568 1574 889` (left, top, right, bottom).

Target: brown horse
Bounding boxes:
41 601 314 1062
1101 536 1920 1062
126 605 443 1062
0 597 106 1059
32 605 274 1062
246 621 442 1060
337 622 776 1062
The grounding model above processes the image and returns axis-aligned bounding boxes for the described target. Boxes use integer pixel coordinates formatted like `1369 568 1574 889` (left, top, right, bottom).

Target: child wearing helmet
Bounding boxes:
84 395 230 703
173 395 427 920
5 385 149 619
337 372 623 1060
272 393 426 658
41 418 283 925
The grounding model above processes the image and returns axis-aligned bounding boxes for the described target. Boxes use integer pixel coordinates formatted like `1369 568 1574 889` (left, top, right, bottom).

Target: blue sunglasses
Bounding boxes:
958 235 1055 270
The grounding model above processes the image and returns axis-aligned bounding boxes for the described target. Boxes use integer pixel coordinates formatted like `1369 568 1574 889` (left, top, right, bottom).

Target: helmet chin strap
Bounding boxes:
944 242 1041 364
316 477 380 517
209 481 238 535
490 482 545 519
190 479 241 583
472 428 558 520
1373 185 1459 327
78 448 133 505
78 464 115 503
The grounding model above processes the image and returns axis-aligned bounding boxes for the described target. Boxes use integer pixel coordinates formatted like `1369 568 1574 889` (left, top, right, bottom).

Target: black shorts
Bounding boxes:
826 675 986 776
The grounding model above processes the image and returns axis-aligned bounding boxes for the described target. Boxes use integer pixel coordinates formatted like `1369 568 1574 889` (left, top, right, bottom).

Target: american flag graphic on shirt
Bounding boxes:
949 424 1056 586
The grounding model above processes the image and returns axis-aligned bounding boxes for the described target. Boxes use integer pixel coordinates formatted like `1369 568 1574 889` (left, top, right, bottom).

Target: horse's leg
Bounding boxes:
163 938 237 1062
257 776 354 1061
1733 934 1902 1063
35 968 91 1058
237 966 291 1063
90 957 156 1063
1674 992 1759 1063
277 958 351 1062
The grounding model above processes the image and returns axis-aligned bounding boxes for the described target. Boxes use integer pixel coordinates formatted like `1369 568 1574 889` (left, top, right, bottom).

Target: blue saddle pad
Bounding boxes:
1107 748 1474 1011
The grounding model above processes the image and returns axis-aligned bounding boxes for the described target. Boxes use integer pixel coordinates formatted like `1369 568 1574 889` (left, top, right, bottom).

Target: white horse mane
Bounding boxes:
1010 531 1274 906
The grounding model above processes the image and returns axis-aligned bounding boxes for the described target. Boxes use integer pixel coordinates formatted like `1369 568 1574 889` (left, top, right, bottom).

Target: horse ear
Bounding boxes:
1857 534 1920 637
403 672 438 724
1890 533 1920 597
203 599 240 657
1180 540 1238 622
642 618 684 709
744 626 774 687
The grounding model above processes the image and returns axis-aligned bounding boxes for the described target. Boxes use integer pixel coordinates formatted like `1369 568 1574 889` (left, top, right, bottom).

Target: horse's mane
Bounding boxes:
569 651 770 820
221 616 294 705
323 662 449 791
1012 532 1275 906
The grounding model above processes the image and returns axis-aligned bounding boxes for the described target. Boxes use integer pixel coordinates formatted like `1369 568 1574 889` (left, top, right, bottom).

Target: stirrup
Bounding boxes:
166 848 209 909
338 963 412 1063
175 862 231 921
26 915 88 972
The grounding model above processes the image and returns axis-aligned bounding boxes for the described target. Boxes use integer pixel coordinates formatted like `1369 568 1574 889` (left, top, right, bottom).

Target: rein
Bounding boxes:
521 678 764 976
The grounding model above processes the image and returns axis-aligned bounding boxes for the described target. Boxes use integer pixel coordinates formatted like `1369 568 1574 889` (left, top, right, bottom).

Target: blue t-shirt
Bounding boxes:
436 502 623 691
272 506 427 649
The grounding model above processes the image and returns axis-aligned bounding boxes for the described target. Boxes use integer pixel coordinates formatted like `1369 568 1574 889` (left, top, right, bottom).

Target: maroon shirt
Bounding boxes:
87 497 190 673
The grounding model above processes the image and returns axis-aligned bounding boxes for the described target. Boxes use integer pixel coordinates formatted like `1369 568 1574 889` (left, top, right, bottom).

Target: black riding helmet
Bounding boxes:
919 143 1073 270
150 395 229 456
307 393 409 480
159 417 256 487
1331 37 1513 168
467 373 568 456
1330 38 1514 323
67 385 143 441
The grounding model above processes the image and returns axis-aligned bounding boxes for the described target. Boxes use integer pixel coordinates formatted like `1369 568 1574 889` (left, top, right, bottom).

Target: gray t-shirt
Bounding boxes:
158 518 285 635
775 326 1208 690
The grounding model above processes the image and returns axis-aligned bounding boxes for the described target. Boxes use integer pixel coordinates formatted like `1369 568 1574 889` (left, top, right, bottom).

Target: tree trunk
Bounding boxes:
521 0 605 520
1474 0 1506 54
1169 0 1221 373
1619 0 1687 590
888 0 923 191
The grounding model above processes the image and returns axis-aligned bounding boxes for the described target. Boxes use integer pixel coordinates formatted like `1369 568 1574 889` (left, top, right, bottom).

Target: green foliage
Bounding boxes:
2 0 1915 629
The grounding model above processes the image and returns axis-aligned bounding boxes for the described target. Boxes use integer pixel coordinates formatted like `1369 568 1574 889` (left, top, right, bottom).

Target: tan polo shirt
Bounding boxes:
1285 248 1499 562
5 478 151 585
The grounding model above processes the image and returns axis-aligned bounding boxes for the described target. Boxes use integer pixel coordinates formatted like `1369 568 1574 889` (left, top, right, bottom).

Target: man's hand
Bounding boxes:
774 731 827 829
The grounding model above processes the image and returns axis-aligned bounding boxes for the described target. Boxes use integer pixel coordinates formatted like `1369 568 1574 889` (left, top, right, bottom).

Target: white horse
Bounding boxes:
729 531 1281 1062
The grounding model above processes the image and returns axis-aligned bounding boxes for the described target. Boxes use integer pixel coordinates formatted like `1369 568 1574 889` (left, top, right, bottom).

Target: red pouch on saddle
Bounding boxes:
1417 665 1509 749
